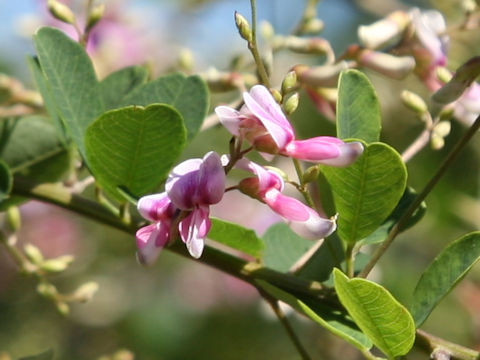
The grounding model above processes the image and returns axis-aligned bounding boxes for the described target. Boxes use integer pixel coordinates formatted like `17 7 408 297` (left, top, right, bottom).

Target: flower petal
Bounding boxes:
136 223 167 265
283 137 342 162
243 85 294 149
315 141 364 167
235 158 284 192
179 207 211 258
197 151 226 205
215 106 242 136
263 189 310 221
288 210 337 240
137 192 172 221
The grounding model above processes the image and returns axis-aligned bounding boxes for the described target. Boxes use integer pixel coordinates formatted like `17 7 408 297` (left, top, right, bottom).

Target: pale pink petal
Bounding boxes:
137 192 171 221
263 189 310 221
243 85 294 149
288 210 337 240
136 223 166 265
215 106 242 136
179 207 211 258
235 158 284 192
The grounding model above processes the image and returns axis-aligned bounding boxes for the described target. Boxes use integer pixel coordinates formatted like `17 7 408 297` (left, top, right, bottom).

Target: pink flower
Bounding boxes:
236 159 336 240
136 151 226 261
453 82 480 126
215 85 363 165
166 151 226 258
136 193 176 265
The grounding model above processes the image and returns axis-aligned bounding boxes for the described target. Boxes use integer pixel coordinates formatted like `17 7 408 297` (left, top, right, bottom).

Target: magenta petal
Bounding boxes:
137 192 171 221
197 151 226 205
243 85 294 149
288 210 337 240
283 138 342 162
263 189 310 221
215 106 242 136
136 223 164 265
315 141 364 167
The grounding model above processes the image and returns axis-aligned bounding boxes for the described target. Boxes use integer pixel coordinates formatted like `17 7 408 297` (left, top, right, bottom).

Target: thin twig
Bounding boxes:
248 0 270 87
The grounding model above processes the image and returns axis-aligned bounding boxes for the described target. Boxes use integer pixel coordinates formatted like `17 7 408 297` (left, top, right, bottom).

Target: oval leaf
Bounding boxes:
208 218 264 257
320 142 407 244
337 70 382 143
121 73 209 140
334 269 415 359
411 231 480 327
34 27 103 160
85 104 186 201
256 279 373 352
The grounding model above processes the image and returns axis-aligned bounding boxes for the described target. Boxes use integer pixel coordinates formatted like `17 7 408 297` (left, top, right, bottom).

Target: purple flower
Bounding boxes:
236 159 336 240
136 151 226 262
215 85 363 165
166 151 226 258
453 82 480 126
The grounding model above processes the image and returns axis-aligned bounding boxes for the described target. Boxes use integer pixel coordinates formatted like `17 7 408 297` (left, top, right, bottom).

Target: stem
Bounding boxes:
401 128 431 163
416 329 480 360
248 0 271 87
292 158 315 208
359 115 480 278
345 244 355 277
261 291 313 360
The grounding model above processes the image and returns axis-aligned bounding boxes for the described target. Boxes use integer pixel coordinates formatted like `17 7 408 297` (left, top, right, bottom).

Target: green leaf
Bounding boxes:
359 187 426 246
0 160 12 201
85 104 186 201
33 27 103 159
99 66 149 111
121 73 209 140
334 269 415 359
0 116 70 181
27 56 67 143
208 218 264 257
432 56 480 104
320 142 407 244
256 280 373 352
19 349 54 360
337 70 382 143
410 231 480 327
261 223 313 272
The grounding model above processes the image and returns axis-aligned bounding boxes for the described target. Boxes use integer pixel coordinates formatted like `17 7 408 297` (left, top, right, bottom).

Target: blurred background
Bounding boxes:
0 0 479 359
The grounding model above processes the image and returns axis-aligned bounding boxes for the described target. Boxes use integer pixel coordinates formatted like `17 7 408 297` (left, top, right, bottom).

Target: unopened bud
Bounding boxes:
235 12 252 42
434 120 451 137
56 301 70 316
302 18 324 35
303 166 320 183
439 106 454 120
260 21 274 40
401 90 428 114
86 3 105 30
358 50 415 80
431 133 445 150
74 281 99 302
462 0 477 13
6 206 21 232
178 48 194 72
47 0 76 25
436 67 453 84
271 89 282 104
358 10 409 49
281 71 297 94
24 244 44 265
284 92 299 114
37 282 58 299
40 255 74 272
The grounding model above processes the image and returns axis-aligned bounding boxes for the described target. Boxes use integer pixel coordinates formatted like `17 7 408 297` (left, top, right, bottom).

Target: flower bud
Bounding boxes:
303 165 320 183
358 11 410 49
40 255 74 272
284 92 299 115
24 244 44 265
235 12 252 42
260 21 274 40
294 62 350 87
271 89 282 103
434 120 451 137
73 281 99 302
401 90 428 114
47 0 76 25
37 282 58 299
436 67 452 83
302 18 324 35
6 206 21 232
357 50 415 80
430 133 445 150
281 71 297 94
178 48 194 72
462 0 477 13
56 301 70 316
86 3 105 30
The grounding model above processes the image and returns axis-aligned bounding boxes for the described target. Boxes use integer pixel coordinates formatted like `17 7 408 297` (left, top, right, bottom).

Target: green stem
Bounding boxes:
345 244 355 278
261 291 313 360
416 329 480 360
359 115 480 278
248 0 270 87
292 158 315 208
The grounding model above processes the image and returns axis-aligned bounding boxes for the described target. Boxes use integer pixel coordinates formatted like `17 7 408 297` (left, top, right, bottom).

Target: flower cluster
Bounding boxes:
135 85 363 263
